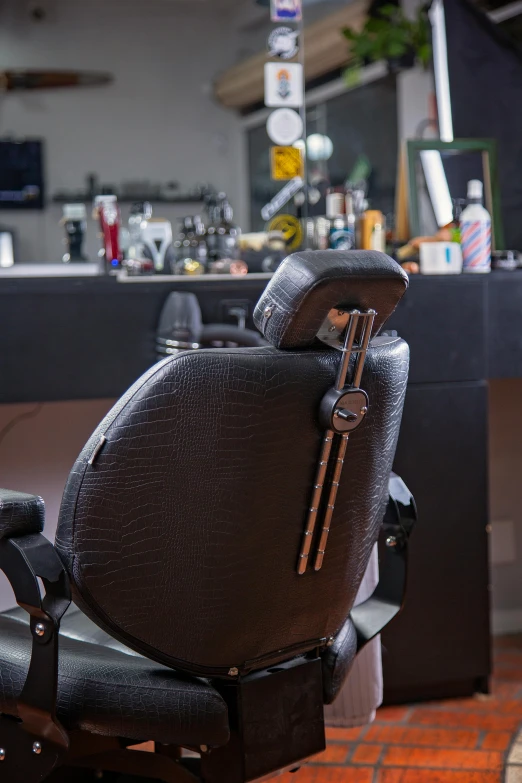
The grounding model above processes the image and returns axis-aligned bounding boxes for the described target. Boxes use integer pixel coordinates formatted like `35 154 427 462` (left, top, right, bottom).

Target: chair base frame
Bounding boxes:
201 656 325 783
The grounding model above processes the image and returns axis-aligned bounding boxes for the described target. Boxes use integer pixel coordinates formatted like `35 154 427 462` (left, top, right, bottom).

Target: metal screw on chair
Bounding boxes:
360 406 368 415
34 623 45 637
228 667 239 677
386 536 397 548
200 745 209 754
32 742 42 755
0 748 5 761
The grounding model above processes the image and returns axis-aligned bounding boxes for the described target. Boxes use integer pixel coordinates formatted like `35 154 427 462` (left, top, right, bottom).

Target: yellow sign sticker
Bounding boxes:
267 214 303 250
270 145 304 181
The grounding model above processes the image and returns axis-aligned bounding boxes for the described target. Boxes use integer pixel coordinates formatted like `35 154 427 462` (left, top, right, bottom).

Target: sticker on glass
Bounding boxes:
264 62 303 108
268 26 299 59
271 0 302 22
270 146 304 181
266 108 303 146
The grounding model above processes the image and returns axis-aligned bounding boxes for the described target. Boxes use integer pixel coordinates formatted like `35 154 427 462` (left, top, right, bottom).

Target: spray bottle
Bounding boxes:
460 180 491 274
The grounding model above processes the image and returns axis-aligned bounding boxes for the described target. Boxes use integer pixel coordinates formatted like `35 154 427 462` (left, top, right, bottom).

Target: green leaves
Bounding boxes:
342 3 432 71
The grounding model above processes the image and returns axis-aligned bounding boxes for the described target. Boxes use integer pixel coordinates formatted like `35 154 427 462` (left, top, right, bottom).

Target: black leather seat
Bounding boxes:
0 250 415 783
0 606 229 747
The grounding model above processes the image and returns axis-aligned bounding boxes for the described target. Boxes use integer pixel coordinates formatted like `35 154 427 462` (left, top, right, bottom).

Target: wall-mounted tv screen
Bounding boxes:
0 139 44 209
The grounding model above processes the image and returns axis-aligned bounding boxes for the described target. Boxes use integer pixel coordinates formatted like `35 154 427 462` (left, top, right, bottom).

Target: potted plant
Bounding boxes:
343 3 431 80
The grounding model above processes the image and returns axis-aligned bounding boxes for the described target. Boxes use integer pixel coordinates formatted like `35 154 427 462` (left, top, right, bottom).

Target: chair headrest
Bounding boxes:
254 250 408 349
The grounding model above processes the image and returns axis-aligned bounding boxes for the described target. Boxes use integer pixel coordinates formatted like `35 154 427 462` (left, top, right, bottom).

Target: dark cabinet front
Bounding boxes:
384 381 490 703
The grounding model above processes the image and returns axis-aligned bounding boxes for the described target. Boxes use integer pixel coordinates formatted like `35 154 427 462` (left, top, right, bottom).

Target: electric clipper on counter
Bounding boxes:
93 195 123 271
141 217 176 274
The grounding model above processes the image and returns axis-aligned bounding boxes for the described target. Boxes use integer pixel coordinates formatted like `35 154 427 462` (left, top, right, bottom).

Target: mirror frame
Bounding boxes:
406 138 504 250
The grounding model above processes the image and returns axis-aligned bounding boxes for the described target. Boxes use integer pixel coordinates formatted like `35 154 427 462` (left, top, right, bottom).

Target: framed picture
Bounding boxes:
406 138 504 250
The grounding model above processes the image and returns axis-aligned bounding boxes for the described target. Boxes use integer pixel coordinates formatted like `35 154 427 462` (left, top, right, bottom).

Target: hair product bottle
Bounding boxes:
460 180 491 274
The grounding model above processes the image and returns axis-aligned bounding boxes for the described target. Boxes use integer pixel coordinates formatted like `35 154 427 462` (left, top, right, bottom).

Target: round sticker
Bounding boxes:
268 26 299 60
267 214 303 250
266 108 303 146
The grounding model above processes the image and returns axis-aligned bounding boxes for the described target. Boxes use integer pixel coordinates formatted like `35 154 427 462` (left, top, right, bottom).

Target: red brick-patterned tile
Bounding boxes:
280 766 374 783
351 744 383 764
308 637 522 783
326 727 364 742
492 667 522 682
492 652 522 667
434 697 502 712
311 745 350 764
366 724 480 749
375 706 411 723
481 731 512 750
408 707 520 731
491 678 522 695
382 747 503 771
377 770 502 783
493 681 522 699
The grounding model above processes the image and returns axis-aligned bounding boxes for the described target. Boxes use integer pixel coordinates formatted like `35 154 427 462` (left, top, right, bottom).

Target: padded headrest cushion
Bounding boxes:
254 250 408 349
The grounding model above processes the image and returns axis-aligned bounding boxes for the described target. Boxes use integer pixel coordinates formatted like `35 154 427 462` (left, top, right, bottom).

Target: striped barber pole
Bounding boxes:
461 220 491 272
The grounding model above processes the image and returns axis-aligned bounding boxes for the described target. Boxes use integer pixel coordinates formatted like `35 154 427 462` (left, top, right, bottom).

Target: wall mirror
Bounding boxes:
407 139 504 249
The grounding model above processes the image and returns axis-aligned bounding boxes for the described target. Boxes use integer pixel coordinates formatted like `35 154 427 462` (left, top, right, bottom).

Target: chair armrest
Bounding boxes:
0 488 45 539
0 531 71 758
322 472 417 704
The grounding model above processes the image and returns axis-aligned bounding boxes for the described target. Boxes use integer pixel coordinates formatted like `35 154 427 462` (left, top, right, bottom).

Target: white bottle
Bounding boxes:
460 180 491 273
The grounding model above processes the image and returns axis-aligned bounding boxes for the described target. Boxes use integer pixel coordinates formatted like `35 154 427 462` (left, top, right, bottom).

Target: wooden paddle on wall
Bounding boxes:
0 71 113 91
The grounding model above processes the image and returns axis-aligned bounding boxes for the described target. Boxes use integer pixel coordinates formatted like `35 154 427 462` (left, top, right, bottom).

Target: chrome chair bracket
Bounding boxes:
297 309 377 575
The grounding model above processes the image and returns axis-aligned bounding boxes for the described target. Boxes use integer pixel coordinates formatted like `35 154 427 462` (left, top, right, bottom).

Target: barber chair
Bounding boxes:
0 250 415 783
156 292 268 360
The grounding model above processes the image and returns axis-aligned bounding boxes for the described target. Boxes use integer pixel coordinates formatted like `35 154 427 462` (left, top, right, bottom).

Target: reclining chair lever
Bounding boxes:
335 409 358 422
297 309 376 575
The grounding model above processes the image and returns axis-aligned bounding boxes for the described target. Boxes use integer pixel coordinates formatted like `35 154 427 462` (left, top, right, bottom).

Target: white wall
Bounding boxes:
398 0 435 140
0 0 245 263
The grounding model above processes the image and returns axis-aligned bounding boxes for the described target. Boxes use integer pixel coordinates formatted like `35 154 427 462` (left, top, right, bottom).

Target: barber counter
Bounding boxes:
2 270 519 704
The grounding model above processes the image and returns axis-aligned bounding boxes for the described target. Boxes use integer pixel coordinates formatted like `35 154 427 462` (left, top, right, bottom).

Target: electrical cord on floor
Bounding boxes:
0 403 43 451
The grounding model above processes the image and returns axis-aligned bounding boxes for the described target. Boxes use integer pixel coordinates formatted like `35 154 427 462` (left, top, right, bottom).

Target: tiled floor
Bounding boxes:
281 635 522 783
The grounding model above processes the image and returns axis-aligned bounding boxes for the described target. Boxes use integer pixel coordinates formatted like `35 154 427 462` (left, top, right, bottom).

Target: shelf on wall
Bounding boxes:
52 194 205 205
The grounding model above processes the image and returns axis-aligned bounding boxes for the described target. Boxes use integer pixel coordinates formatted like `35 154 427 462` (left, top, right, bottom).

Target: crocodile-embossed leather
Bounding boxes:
56 336 409 678
0 610 229 747
0 488 44 539
322 614 359 705
253 250 408 349
3 604 142 657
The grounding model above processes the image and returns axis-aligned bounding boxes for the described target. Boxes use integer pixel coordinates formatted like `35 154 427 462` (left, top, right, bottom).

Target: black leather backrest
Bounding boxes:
56 252 409 678
56 343 409 678
254 250 408 349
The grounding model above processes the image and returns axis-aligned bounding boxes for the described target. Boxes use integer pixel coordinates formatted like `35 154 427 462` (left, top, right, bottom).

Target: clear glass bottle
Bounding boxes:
216 197 240 261
173 216 206 276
